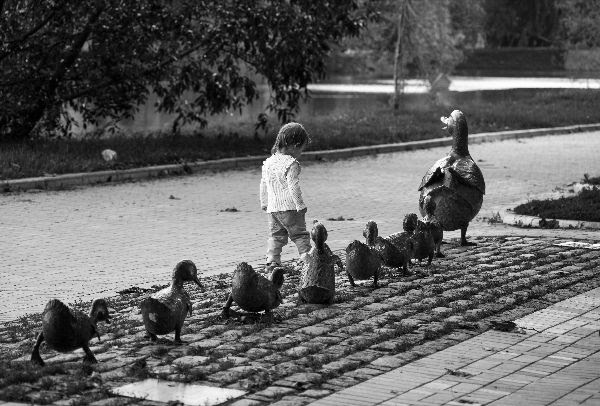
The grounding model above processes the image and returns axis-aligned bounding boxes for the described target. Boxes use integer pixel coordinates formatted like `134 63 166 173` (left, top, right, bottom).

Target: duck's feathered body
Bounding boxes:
141 287 192 336
140 260 202 343
299 221 340 304
412 220 435 265
418 110 485 245
223 262 284 316
364 221 412 275
31 298 111 366
427 218 444 257
345 239 381 287
422 199 445 257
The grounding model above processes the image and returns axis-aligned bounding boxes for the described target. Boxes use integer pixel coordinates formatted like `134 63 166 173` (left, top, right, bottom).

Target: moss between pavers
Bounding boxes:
1 236 600 405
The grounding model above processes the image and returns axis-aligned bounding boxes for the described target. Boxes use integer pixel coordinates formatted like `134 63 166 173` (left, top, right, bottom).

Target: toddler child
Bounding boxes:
260 122 311 269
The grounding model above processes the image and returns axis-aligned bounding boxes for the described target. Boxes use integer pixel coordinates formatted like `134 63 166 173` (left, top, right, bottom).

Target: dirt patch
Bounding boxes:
513 188 600 222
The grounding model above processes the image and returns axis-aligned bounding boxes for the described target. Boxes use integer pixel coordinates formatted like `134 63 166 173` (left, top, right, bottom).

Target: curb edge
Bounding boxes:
3 122 600 193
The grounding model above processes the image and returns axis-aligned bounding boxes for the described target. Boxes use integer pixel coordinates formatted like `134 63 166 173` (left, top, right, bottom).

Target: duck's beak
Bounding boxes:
193 276 203 289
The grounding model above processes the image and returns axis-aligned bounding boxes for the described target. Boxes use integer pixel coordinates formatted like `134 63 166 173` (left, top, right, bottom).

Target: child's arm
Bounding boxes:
260 166 268 210
286 162 306 212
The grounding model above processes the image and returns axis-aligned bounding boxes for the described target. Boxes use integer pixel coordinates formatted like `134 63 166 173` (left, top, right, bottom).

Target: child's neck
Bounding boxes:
280 145 303 159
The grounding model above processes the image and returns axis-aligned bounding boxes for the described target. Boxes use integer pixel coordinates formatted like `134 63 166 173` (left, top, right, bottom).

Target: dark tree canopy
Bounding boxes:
483 0 559 47
0 0 374 140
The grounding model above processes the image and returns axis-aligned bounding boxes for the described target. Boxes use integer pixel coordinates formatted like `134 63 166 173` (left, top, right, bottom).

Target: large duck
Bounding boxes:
298 221 341 304
418 110 485 246
31 298 111 366
140 260 202 343
222 262 284 317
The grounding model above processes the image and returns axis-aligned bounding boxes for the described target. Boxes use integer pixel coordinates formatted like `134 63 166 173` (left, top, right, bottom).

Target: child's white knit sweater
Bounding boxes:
260 152 306 213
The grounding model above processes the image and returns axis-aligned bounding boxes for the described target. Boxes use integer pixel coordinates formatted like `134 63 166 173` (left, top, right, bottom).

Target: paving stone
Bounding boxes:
228 399 266 406
253 386 297 399
370 355 408 369
172 355 210 367
269 396 313 406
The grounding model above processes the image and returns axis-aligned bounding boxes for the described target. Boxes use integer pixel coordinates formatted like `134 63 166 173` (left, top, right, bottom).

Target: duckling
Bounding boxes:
388 213 419 270
411 220 436 265
222 262 284 318
140 260 202 343
345 238 381 288
388 213 419 247
418 110 485 246
364 220 412 276
31 298 111 366
299 221 341 304
423 197 444 257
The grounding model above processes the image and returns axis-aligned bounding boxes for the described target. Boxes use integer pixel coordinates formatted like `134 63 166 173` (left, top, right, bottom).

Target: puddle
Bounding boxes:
110 379 246 406
554 241 600 250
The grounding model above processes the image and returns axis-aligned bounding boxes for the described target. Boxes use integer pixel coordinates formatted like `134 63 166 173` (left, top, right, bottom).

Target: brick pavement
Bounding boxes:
0 234 600 405
310 287 600 406
2 131 600 322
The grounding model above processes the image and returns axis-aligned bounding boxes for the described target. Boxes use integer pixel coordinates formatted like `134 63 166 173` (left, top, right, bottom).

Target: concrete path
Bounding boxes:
1 131 600 321
310 287 600 406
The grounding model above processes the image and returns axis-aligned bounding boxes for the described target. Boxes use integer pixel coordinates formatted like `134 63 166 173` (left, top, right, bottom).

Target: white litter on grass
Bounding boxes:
554 241 600 250
110 379 246 406
101 149 117 161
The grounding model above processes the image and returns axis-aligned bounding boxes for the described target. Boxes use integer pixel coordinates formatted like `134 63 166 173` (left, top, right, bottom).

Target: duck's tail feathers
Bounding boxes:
45 299 71 316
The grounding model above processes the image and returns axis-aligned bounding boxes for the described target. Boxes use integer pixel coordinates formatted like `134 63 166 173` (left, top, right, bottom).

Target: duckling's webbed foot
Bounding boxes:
372 270 379 288
82 345 98 364
174 326 184 345
401 263 412 276
31 332 45 366
145 332 158 342
436 252 446 258
221 294 234 319
346 272 356 287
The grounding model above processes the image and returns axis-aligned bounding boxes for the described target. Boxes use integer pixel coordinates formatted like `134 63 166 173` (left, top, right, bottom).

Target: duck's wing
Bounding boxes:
256 273 277 295
448 158 486 194
418 156 452 191
387 232 409 249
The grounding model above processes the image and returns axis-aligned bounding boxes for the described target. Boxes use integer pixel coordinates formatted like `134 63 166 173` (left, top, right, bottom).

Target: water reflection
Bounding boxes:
110 378 246 406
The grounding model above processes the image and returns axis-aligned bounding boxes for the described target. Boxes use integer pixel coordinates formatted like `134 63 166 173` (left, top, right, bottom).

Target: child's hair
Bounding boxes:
271 122 310 154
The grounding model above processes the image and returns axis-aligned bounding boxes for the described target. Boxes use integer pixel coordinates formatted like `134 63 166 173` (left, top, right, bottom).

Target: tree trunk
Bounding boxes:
392 0 405 110
11 5 104 140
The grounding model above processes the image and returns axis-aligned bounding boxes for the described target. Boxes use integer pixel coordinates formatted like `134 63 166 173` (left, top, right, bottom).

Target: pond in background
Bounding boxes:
101 76 600 135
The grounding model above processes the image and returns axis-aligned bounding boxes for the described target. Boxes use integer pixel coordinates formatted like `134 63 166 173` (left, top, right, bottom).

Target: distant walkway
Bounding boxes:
309 76 600 94
1 131 599 321
310 286 600 406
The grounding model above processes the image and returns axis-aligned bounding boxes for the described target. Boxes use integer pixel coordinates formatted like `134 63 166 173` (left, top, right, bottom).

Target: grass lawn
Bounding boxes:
513 188 600 222
2 88 600 180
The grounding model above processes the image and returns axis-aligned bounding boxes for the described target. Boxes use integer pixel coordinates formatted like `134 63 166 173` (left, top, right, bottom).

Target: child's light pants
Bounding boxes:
267 210 311 264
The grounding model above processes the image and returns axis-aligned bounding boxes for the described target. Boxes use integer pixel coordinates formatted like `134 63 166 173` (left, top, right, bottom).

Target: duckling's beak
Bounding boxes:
193 276 203 289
